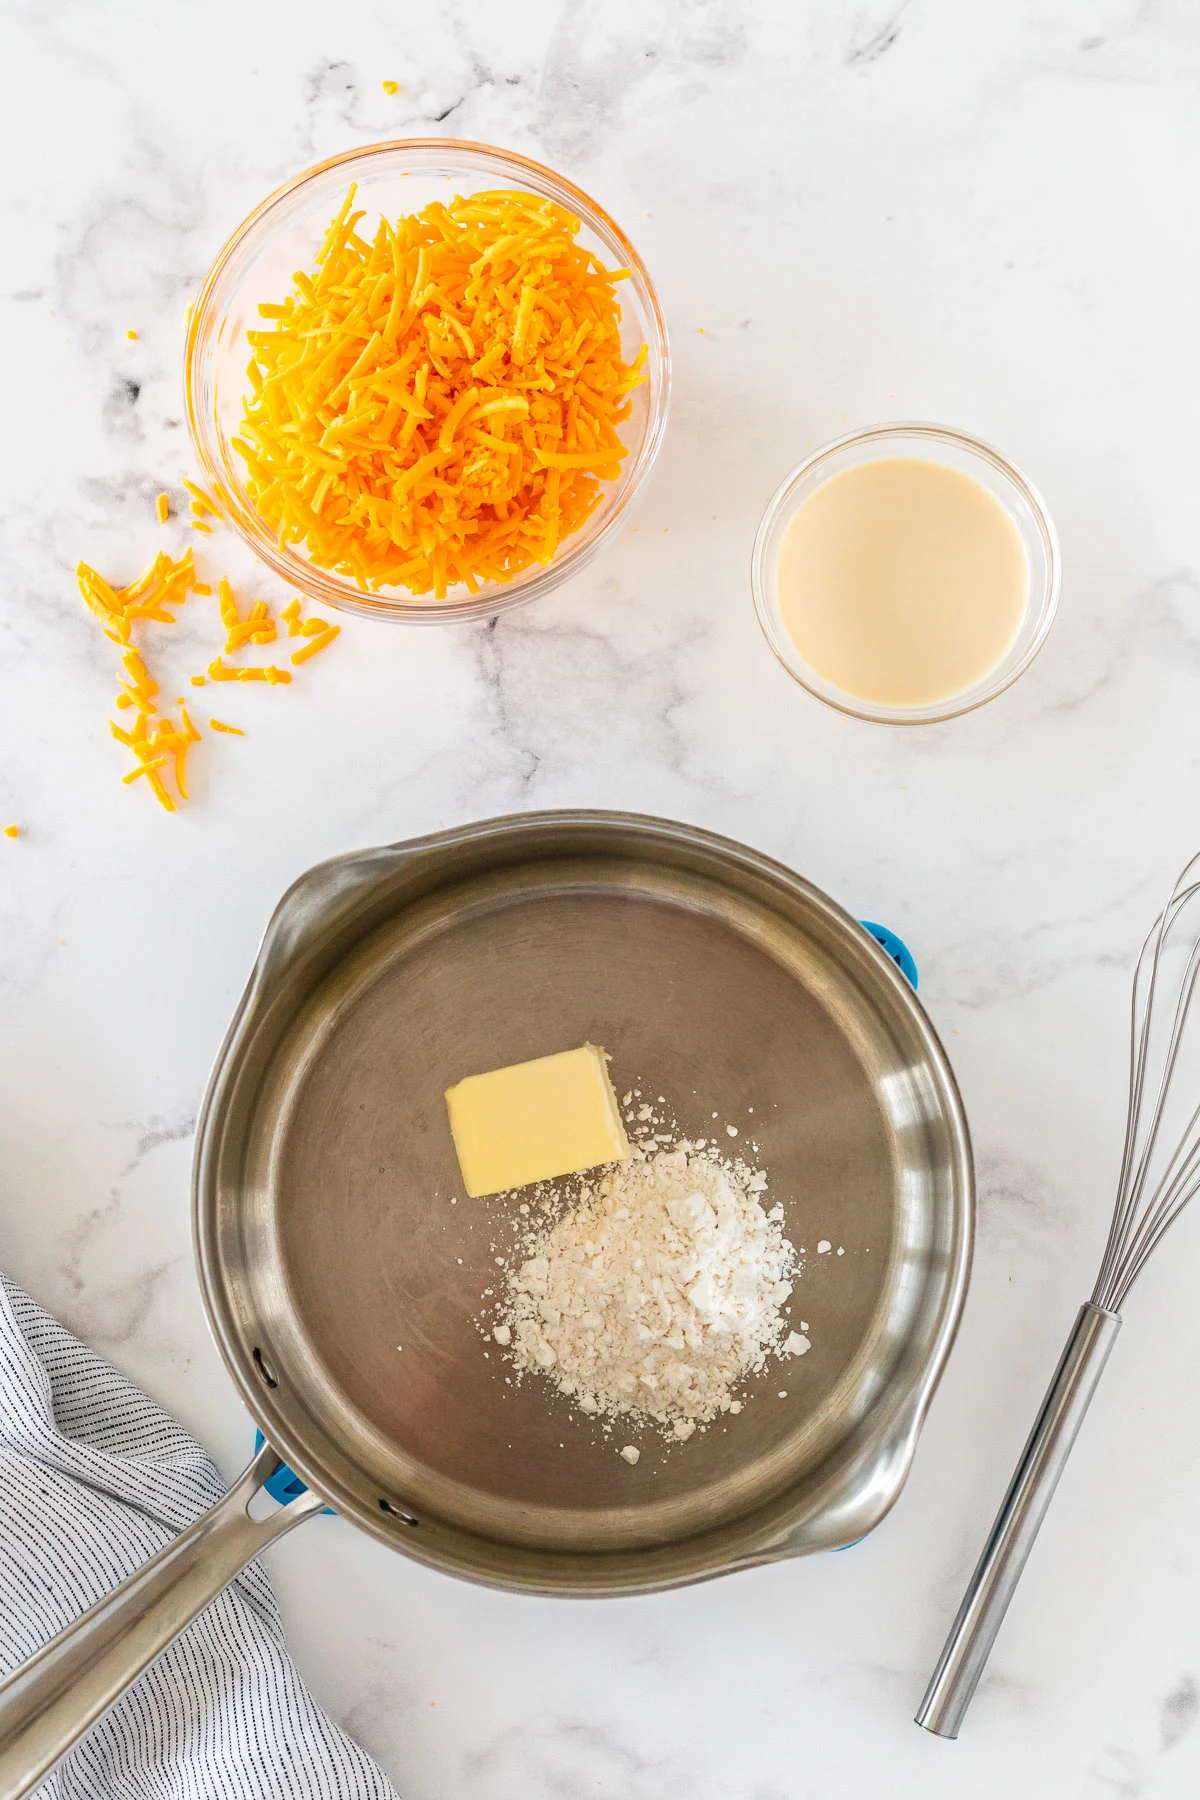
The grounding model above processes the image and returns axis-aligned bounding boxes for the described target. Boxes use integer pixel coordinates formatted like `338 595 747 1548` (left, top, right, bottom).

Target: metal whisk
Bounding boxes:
917 854 1200 1738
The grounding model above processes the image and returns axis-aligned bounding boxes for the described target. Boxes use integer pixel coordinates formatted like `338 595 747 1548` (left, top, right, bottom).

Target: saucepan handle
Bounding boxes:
0 1437 325 1800
915 1302 1122 1738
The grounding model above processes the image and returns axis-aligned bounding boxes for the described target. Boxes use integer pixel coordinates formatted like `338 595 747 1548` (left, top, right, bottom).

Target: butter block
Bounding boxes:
444 1043 632 1199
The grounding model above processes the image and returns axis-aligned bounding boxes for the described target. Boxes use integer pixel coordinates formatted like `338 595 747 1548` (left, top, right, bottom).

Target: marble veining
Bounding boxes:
2 1 1200 1795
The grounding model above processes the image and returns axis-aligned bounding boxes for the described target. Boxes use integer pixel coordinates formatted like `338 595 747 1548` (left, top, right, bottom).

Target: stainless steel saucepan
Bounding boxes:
0 811 973 1797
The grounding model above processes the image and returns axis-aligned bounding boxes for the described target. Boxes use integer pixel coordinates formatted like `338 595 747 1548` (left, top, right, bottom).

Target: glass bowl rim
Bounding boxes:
184 136 671 625
751 420 1061 724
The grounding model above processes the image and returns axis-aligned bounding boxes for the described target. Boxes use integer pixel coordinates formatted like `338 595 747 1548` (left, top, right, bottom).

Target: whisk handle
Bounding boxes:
915 1301 1122 1739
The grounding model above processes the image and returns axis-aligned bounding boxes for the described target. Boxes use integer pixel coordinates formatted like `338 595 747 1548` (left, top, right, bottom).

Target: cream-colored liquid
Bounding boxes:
776 457 1028 708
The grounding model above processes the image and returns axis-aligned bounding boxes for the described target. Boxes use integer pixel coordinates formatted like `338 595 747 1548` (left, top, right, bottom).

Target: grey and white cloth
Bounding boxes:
0 1273 399 1799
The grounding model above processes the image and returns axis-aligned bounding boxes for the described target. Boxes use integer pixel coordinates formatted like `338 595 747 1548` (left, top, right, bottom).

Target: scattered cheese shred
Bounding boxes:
225 597 277 655
114 710 184 812
235 184 646 599
76 549 196 646
155 492 170 524
3 825 18 839
291 623 340 664
206 656 292 685
183 479 217 518
175 706 201 798
122 756 167 784
80 512 341 810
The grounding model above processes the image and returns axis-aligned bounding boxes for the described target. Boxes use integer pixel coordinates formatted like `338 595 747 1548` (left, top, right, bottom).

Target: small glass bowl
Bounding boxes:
186 139 670 625
751 422 1060 724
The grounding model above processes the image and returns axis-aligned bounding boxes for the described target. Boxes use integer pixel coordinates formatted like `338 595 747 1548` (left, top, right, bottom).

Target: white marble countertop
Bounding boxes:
3 1 1200 1794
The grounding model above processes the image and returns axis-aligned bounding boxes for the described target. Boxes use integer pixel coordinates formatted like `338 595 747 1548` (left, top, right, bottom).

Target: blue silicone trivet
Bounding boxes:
859 920 918 989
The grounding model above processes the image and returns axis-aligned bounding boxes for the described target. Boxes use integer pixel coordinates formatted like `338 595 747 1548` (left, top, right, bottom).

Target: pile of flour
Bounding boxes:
491 1143 805 1440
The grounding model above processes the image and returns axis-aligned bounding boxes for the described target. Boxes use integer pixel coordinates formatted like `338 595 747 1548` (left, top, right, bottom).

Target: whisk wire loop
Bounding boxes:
1093 861 1200 1312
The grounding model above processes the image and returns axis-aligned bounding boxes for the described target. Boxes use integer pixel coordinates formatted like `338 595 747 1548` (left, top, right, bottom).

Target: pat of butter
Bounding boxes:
444 1043 632 1199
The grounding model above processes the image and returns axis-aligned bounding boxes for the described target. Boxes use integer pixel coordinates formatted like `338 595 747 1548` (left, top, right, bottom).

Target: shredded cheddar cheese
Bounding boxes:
109 709 188 812
291 623 340 664
77 531 338 811
184 478 219 534
219 581 278 654
183 479 216 517
206 656 292 685
122 757 166 784
235 185 646 599
77 548 197 645
279 598 340 662
78 418 348 813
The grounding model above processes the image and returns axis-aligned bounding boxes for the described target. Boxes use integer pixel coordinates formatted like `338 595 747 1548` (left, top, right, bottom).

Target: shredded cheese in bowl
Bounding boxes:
186 142 669 623
236 185 647 600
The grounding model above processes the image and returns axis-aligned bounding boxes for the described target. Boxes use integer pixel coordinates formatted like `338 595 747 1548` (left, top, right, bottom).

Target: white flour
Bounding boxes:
492 1141 800 1440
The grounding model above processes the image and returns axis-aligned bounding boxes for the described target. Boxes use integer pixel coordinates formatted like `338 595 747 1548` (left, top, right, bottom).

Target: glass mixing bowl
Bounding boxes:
186 140 670 625
752 422 1060 724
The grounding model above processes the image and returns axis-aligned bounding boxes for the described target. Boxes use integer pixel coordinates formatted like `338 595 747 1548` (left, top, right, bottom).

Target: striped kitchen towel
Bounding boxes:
0 1273 398 1799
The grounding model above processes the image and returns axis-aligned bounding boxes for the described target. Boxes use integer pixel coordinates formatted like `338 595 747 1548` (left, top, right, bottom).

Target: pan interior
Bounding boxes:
245 854 936 1552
